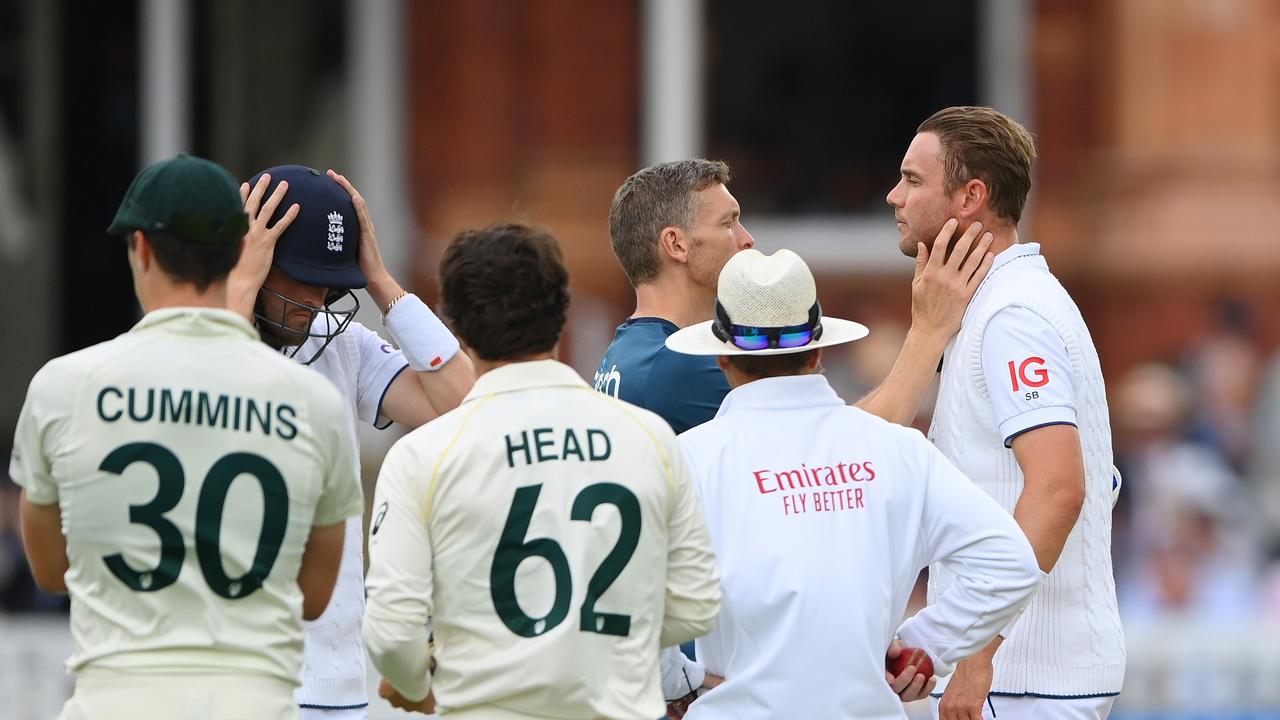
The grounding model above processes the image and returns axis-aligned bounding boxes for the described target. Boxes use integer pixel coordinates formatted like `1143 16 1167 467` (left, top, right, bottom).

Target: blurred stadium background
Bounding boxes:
2 1 1279 718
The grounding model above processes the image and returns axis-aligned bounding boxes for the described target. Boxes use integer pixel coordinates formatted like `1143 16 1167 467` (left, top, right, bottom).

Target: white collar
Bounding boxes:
462 359 587 405
715 374 843 419
990 242 1042 273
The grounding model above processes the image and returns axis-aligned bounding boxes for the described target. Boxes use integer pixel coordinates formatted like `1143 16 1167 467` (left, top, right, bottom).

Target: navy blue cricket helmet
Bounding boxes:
247 164 364 364
248 164 366 289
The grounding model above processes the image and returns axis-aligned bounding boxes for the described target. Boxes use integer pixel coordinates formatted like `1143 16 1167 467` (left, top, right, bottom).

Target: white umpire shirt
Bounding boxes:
677 374 1043 720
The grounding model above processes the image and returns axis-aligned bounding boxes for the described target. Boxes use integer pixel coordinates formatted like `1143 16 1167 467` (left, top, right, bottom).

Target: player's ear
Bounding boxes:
659 226 690 265
956 178 988 220
130 230 153 271
807 348 822 373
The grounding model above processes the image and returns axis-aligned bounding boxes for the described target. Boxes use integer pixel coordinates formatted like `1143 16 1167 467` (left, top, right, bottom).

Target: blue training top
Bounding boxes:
592 317 730 435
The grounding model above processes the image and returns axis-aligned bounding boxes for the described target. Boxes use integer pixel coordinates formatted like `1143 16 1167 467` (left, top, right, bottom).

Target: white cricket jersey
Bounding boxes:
363 360 721 720
676 374 1042 720
929 242 1125 696
292 319 408 709
9 308 363 686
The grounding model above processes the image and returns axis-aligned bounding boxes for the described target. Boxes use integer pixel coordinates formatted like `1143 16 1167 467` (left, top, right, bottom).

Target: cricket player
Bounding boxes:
665 248 1043 720
363 223 722 719
12 154 363 719
599 159 995 710
887 106 1125 719
227 165 475 719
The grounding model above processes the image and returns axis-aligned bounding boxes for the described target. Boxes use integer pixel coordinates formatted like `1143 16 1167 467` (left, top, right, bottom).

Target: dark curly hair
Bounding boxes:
440 223 570 361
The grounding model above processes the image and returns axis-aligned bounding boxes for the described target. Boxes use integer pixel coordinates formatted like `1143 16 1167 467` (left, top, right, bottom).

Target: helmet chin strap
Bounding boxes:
253 287 359 365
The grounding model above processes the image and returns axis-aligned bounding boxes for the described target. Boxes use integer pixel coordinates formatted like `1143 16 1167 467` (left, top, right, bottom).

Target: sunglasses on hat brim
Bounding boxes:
712 300 824 351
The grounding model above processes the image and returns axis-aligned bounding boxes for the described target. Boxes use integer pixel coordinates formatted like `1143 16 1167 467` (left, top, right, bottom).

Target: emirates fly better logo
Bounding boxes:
326 211 344 252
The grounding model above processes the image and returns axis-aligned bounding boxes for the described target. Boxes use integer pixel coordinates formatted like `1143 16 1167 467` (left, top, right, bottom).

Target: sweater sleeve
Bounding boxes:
979 306 1077 448
363 442 436 702
659 436 722 647
895 439 1044 676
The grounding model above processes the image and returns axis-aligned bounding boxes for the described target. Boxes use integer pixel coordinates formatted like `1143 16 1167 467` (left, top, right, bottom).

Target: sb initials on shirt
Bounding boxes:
1008 356 1049 398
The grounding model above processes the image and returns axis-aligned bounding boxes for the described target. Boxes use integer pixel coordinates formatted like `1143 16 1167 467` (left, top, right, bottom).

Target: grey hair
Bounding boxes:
607 159 731 287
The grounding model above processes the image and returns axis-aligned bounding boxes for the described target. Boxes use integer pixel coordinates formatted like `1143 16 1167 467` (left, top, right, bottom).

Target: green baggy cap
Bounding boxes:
107 154 248 243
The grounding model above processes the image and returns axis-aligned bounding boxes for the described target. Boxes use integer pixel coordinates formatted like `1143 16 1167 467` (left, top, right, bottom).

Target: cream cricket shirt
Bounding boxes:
364 360 721 719
9 308 363 685
676 374 1042 720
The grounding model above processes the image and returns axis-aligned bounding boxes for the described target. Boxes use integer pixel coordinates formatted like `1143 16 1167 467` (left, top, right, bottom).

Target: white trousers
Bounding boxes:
931 694 1116 719
60 670 298 720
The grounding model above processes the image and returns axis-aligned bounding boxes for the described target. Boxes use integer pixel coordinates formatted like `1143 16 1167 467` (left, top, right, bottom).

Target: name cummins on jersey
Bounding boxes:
10 308 363 685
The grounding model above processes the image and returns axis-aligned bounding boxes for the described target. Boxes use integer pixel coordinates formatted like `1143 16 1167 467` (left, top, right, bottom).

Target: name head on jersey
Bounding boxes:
246 165 363 364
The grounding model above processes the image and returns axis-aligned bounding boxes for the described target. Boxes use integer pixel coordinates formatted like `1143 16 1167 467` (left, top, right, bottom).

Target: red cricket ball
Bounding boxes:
886 646 935 679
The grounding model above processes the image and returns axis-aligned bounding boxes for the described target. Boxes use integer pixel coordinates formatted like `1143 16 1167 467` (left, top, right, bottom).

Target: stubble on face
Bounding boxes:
891 132 954 258
686 183 749 291
256 266 328 347
254 290 311 348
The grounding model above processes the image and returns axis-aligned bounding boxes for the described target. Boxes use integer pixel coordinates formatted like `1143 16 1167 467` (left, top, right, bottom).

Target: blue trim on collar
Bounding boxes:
299 702 371 710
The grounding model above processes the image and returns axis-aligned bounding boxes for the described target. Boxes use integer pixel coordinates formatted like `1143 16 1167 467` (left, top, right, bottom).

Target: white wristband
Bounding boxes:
384 293 460 372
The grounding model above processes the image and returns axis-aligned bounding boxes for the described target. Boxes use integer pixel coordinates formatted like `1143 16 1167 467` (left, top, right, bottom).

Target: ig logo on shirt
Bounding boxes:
1008 356 1049 400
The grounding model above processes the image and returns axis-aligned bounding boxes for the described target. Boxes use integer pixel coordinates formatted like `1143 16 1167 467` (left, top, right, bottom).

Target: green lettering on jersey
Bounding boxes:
562 428 585 461
489 482 642 639
159 388 192 424
196 392 229 429
99 441 289 599
196 452 289 599
127 387 155 423
587 429 611 461
505 431 532 468
100 442 186 592
274 404 297 441
533 427 556 462
246 398 271 436
97 386 124 422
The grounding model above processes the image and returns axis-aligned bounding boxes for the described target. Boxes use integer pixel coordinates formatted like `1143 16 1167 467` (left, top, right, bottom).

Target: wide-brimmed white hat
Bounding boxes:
666 248 869 356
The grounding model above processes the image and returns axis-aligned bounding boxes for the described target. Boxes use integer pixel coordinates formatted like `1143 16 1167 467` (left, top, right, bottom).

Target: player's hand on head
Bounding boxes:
910 218 994 340
327 169 391 286
226 173 300 318
378 677 437 715
240 173 300 277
